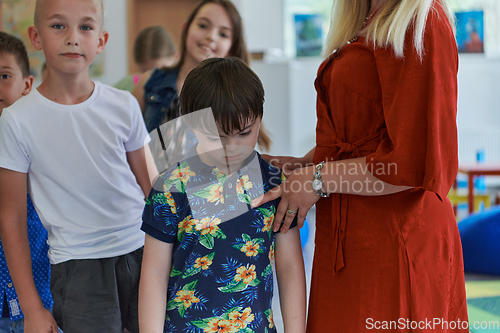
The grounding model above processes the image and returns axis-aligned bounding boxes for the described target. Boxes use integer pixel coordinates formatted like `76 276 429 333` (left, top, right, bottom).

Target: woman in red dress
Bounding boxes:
256 0 468 331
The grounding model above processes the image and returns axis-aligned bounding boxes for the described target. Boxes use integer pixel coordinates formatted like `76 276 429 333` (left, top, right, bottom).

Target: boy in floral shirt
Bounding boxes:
139 57 306 333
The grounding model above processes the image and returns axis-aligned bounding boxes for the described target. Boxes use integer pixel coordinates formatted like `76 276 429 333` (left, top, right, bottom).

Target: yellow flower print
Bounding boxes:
281 173 287 183
228 307 255 329
195 217 222 236
236 175 253 195
240 241 260 257
165 191 177 214
234 265 257 284
207 184 224 204
213 168 225 179
262 214 274 232
169 166 196 183
194 256 213 270
174 290 200 308
178 215 196 233
267 310 275 328
268 244 275 266
204 318 238 333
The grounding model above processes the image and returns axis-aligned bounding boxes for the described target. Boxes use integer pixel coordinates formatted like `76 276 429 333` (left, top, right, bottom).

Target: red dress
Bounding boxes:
307 4 468 332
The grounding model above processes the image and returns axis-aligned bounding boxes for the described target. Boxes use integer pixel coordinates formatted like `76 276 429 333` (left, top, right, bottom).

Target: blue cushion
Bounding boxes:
458 206 500 276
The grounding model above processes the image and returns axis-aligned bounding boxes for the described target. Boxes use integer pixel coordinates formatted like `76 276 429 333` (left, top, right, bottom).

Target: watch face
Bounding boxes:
312 179 322 191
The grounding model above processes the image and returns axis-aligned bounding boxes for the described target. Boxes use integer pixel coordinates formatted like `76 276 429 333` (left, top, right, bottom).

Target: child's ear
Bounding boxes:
96 31 109 55
22 76 34 96
28 26 43 51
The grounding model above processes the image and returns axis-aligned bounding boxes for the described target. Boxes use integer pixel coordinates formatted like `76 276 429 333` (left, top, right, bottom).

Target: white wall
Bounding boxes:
457 54 500 128
251 58 320 158
234 0 284 52
99 0 128 86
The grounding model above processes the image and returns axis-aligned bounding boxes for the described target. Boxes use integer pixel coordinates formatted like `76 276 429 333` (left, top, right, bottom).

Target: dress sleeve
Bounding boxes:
365 6 459 200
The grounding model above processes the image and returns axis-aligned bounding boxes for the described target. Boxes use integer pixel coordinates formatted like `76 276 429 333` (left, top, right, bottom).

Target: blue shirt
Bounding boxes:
142 150 296 333
0 195 53 321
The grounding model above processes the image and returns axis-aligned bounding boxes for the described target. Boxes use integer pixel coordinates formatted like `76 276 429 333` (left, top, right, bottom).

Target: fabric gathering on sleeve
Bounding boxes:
365 7 459 200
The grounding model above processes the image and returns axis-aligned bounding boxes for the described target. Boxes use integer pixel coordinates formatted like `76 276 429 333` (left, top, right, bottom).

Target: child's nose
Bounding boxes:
205 28 217 42
65 30 79 46
223 141 239 153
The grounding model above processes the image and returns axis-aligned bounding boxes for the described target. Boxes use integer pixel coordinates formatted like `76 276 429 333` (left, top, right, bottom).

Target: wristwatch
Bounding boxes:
312 161 329 197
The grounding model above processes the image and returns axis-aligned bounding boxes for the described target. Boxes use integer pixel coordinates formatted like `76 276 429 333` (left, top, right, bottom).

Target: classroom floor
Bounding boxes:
465 274 500 333
272 208 500 332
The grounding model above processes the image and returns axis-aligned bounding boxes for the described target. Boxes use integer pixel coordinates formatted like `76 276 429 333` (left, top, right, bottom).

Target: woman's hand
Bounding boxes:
252 164 320 233
260 154 312 177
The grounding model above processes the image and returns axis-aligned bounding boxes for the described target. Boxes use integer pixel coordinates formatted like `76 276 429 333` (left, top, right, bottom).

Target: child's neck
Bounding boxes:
37 70 95 105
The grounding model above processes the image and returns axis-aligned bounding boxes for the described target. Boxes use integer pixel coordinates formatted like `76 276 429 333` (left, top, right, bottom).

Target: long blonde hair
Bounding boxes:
323 0 455 59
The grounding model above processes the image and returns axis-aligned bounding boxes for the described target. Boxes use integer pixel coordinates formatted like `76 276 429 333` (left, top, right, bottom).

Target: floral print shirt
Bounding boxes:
142 150 296 333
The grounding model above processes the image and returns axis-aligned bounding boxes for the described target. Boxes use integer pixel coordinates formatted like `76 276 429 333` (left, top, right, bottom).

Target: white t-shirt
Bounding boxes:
0 82 150 264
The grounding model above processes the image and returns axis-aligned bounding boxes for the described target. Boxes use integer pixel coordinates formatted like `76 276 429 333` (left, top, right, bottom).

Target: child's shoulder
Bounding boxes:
256 153 284 187
0 89 40 122
96 81 135 101
94 81 142 112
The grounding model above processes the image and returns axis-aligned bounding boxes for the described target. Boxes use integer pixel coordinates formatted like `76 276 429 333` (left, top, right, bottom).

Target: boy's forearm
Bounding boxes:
139 274 168 332
127 146 152 198
0 168 44 315
275 229 307 333
139 235 172 332
1 225 45 314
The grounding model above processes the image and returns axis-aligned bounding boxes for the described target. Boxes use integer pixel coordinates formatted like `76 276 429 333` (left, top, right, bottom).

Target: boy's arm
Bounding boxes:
0 168 58 333
275 227 306 333
139 234 173 333
127 146 153 198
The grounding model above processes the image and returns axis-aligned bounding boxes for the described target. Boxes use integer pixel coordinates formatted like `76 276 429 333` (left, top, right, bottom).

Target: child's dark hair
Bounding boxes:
176 0 249 69
0 32 30 77
134 26 176 65
180 57 264 135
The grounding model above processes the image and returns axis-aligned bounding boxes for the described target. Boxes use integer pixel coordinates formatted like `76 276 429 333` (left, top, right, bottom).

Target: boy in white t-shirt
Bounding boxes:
0 0 151 332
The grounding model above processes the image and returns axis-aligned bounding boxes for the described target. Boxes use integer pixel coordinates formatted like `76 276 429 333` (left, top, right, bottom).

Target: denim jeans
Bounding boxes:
0 316 23 333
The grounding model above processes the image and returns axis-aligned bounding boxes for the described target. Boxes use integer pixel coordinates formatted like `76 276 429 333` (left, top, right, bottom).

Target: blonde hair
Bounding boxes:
34 0 104 27
323 0 455 59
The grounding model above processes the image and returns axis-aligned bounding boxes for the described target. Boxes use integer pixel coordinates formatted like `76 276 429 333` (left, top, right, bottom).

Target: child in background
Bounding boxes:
0 0 151 332
0 31 53 333
132 0 271 152
114 26 177 92
139 57 306 333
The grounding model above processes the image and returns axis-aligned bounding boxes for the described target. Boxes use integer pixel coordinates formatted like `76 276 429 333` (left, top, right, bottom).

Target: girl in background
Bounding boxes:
115 26 177 92
132 0 271 151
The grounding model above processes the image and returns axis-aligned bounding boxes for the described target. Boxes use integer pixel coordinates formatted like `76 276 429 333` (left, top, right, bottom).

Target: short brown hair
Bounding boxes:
133 26 176 65
180 57 264 135
0 32 30 77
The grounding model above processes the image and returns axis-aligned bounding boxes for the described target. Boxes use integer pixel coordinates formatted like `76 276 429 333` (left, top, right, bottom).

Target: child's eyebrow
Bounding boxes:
81 16 98 24
45 14 97 24
46 14 65 20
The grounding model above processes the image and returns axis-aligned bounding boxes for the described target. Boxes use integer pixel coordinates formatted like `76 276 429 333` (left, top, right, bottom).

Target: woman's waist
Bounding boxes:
313 129 386 163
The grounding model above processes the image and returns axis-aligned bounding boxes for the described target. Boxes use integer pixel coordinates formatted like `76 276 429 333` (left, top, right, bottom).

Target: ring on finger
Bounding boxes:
287 208 298 215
